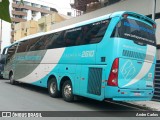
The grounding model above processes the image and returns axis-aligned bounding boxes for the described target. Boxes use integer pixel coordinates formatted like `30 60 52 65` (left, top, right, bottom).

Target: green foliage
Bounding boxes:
0 0 11 23
0 0 23 23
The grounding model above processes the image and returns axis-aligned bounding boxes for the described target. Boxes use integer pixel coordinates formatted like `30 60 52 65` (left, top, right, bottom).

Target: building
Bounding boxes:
14 20 38 41
14 12 70 41
11 0 58 43
70 0 99 16
0 0 74 52
38 12 70 32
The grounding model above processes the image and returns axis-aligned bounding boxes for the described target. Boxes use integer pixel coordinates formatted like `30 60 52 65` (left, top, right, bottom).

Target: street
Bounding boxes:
0 79 138 111
0 79 133 111
0 79 160 120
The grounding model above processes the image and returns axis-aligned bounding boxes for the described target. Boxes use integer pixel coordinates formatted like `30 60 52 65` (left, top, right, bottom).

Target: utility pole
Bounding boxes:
152 0 156 21
0 19 2 52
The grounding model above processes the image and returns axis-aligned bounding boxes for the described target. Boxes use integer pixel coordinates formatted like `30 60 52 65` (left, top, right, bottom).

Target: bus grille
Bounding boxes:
87 68 102 96
123 50 154 61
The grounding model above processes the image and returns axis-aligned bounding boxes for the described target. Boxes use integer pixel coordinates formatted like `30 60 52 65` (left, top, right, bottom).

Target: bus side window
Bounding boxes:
2 48 6 55
27 37 41 51
76 26 89 45
46 31 65 49
43 34 54 49
89 20 110 43
75 19 110 45
6 44 18 63
17 41 29 53
64 28 81 47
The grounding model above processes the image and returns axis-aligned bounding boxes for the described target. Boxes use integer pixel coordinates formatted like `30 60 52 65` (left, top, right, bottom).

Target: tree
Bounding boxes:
0 0 23 23
0 0 11 22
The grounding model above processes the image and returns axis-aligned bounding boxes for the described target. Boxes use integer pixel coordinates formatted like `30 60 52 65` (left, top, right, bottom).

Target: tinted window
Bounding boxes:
27 37 44 51
66 19 110 46
112 18 156 46
7 44 18 62
17 40 29 53
2 48 7 55
45 31 65 49
17 19 110 52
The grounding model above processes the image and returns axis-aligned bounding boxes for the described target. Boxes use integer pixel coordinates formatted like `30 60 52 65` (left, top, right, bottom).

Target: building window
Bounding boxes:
67 12 72 16
103 0 121 7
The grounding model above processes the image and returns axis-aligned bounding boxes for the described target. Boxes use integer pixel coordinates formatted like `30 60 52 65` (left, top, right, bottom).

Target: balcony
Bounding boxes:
12 3 57 14
12 10 27 16
12 17 27 23
11 31 14 36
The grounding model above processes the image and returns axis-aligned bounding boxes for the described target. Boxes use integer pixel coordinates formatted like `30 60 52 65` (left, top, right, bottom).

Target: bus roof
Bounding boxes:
110 11 156 25
13 11 155 44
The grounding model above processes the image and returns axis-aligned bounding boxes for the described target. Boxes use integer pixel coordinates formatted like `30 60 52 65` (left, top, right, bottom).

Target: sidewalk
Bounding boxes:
128 101 160 111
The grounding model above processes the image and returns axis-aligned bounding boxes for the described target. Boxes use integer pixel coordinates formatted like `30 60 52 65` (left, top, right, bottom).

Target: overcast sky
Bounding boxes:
38 0 73 15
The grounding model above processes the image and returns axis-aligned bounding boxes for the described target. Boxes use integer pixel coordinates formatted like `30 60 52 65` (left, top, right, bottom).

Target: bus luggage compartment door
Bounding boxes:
118 58 154 90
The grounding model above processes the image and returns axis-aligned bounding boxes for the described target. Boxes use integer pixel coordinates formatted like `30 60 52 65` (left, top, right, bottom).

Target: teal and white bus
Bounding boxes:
2 11 157 102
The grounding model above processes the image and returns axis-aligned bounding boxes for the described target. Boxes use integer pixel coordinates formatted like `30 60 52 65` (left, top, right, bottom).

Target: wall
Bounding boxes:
38 12 67 32
14 20 38 41
157 49 160 60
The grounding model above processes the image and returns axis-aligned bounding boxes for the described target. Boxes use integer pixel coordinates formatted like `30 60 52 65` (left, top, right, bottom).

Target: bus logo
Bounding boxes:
121 60 136 81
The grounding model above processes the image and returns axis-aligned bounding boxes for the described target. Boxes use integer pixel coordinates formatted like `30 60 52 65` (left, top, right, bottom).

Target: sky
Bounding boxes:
37 0 74 16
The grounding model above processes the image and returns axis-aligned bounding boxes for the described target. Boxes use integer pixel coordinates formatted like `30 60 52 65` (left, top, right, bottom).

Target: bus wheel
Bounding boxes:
9 73 15 85
62 80 74 102
48 78 60 98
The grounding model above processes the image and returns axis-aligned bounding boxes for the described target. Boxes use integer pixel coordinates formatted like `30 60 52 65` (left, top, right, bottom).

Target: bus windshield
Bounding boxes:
112 18 156 46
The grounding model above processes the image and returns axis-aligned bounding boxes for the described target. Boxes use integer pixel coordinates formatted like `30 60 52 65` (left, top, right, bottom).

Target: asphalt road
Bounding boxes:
0 79 159 120
0 79 134 111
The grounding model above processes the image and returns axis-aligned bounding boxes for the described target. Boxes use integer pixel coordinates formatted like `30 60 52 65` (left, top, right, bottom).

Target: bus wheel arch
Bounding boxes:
47 75 60 98
60 76 74 102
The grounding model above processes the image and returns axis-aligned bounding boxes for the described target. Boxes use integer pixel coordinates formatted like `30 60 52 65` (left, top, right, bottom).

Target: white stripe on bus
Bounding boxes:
122 45 156 88
17 48 65 83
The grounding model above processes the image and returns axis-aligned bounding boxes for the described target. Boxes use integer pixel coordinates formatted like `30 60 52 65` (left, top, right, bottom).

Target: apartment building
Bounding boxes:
14 12 70 41
11 0 58 43
1 0 74 52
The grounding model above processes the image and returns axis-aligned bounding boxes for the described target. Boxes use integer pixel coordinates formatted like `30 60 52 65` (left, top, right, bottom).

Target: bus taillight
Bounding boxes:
107 58 119 86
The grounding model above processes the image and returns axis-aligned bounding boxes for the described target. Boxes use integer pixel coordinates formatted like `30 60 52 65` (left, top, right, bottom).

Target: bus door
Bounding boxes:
3 43 18 79
0 47 8 77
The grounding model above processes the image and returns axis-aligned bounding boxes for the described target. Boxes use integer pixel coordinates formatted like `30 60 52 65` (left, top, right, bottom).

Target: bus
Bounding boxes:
2 11 156 102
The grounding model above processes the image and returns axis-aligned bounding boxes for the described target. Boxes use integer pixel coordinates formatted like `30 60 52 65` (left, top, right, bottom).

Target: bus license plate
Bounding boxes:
134 93 141 96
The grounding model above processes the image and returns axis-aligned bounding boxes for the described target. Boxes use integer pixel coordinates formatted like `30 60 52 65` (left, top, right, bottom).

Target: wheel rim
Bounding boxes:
50 82 56 94
64 84 72 98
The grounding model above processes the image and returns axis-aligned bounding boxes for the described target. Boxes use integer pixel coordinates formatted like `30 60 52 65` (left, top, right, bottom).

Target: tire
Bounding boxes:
48 78 60 98
10 73 15 85
62 80 74 102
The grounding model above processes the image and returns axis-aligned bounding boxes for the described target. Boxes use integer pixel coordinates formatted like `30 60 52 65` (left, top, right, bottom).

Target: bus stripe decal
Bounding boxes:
17 48 65 83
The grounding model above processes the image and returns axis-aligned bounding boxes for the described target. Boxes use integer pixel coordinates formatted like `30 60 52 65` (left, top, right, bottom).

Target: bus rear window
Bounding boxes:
112 18 156 46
